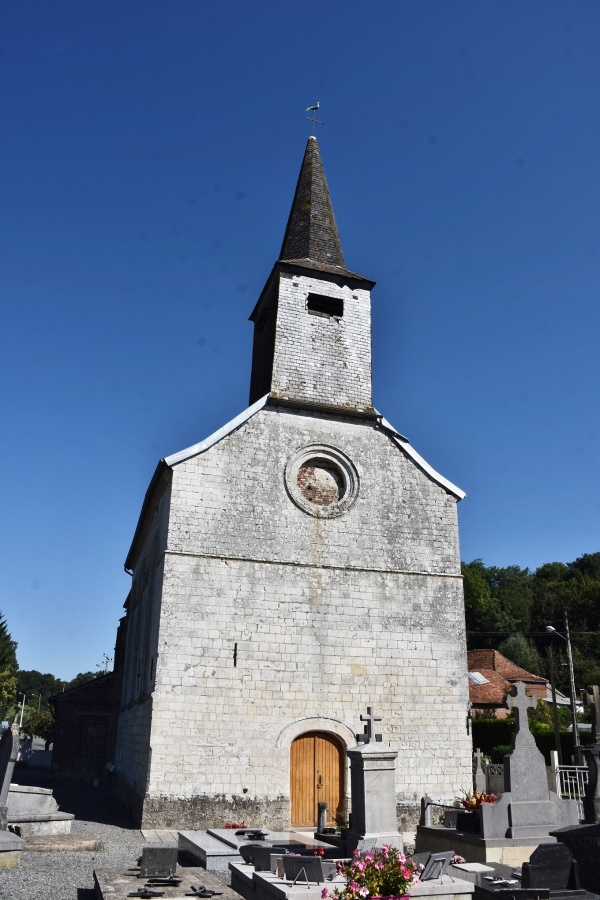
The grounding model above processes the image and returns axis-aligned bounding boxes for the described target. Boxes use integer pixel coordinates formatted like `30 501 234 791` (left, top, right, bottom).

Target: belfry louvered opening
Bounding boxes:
306 293 344 318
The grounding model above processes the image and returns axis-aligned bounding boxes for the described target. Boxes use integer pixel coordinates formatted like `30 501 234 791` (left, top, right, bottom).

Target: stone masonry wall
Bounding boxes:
115 481 171 804
130 405 471 826
270 273 372 411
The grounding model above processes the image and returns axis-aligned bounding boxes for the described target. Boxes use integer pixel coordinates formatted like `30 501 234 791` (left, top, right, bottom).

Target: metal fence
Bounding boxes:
550 750 588 820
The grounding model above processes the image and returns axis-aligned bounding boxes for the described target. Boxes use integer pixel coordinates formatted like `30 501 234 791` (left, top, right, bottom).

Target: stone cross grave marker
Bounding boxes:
359 705 382 743
506 681 538 748
473 747 486 793
582 685 600 744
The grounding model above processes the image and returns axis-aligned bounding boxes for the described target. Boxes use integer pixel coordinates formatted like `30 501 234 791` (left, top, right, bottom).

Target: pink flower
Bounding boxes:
349 882 360 892
321 891 329 899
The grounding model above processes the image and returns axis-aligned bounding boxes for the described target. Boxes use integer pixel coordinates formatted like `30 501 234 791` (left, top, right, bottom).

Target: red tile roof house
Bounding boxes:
468 649 548 719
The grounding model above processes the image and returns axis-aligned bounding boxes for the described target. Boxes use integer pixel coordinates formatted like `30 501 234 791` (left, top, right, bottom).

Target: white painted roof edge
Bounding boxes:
378 414 466 500
164 394 270 467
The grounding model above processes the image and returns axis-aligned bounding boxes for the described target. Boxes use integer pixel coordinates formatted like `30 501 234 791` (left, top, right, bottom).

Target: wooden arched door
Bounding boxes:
290 731 345 827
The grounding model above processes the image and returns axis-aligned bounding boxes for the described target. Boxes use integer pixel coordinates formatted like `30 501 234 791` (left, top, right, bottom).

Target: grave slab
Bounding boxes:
94 864 239 900
229 860 474 900
179 829 331 871
0 829 22 868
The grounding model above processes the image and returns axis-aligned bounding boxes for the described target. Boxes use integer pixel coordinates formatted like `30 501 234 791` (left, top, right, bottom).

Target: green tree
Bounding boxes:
498 632 544 676
0 614 17 720
22 707 54 749
17 670 66 708
66 672 101 690
462 560 532 648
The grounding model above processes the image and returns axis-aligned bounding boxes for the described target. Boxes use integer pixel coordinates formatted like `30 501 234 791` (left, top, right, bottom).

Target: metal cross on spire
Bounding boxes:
305 102 324 135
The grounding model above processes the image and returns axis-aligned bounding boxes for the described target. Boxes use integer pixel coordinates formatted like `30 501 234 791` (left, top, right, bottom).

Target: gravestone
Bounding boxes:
521 842 579 890
139 845 179 878
420 850 455 880
480 683 579 840
551 822 600 893
250 845 289 872
346 705 403 853
474 748 486 793
0 724 19 829
582 686 600 824
282 855 324 885
238 842 271 865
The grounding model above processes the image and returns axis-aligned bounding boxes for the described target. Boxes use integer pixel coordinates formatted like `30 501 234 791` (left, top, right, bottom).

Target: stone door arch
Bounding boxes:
290 731 345 828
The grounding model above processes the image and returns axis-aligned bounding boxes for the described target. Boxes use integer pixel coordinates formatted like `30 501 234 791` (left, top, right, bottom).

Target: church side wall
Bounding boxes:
114 480 172 819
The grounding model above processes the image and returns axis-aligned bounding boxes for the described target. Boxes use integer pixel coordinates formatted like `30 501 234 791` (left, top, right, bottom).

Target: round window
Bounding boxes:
285 445 359 518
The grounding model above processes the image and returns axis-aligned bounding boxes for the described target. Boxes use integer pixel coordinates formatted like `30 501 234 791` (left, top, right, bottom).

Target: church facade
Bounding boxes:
113 136 472 828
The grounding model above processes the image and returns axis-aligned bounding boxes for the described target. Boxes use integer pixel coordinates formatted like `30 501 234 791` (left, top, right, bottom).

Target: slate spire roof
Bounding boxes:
279 135 370 282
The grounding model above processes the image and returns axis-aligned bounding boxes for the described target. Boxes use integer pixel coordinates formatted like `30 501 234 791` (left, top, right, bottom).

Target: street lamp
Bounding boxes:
546 610 581 763
16 692 26 730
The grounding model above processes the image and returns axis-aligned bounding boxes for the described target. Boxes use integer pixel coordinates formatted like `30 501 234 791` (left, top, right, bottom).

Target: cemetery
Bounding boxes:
4 688 600 899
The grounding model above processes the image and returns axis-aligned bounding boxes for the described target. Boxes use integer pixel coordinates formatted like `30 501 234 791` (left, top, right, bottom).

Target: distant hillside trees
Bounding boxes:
463 552 600 692
16 670 101 710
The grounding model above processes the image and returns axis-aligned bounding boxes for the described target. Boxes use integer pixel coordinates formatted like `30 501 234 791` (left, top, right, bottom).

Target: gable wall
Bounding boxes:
135 407 471 827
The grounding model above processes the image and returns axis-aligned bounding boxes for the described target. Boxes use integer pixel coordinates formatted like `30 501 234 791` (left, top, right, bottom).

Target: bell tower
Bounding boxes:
249 136 375 413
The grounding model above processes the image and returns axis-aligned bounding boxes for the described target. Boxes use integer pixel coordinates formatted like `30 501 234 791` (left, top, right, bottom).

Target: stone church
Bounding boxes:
113 135 472 829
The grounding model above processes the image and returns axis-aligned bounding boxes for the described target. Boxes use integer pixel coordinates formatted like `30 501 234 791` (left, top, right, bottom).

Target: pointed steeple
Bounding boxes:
279 135 347 273
248 135 375 411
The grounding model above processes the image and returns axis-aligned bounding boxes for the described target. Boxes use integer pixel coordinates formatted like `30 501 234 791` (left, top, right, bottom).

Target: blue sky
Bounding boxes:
2 1 599 680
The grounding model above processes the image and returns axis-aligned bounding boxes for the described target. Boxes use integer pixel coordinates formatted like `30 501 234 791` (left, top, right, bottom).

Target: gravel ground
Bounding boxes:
0 772 146 900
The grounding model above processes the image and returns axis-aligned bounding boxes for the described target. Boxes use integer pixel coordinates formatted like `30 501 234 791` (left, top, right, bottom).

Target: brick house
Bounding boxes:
468 649 548 719
112 136 472 829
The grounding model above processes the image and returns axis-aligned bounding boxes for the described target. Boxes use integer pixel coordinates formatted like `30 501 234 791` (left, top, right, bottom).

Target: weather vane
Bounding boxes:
305 102 323 134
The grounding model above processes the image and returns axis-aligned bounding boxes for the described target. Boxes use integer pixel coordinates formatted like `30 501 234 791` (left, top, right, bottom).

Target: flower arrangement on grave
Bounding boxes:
458 789 497 809
224 820 246 828
321 845 422 900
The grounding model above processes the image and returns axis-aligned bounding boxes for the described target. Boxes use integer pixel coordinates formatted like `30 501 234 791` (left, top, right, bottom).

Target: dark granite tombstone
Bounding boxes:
238 842 271 865
551 823 600 893
0 724 18 830
282 855 324 885
139 846 179 878
521 842 579 890
251 845 289 872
